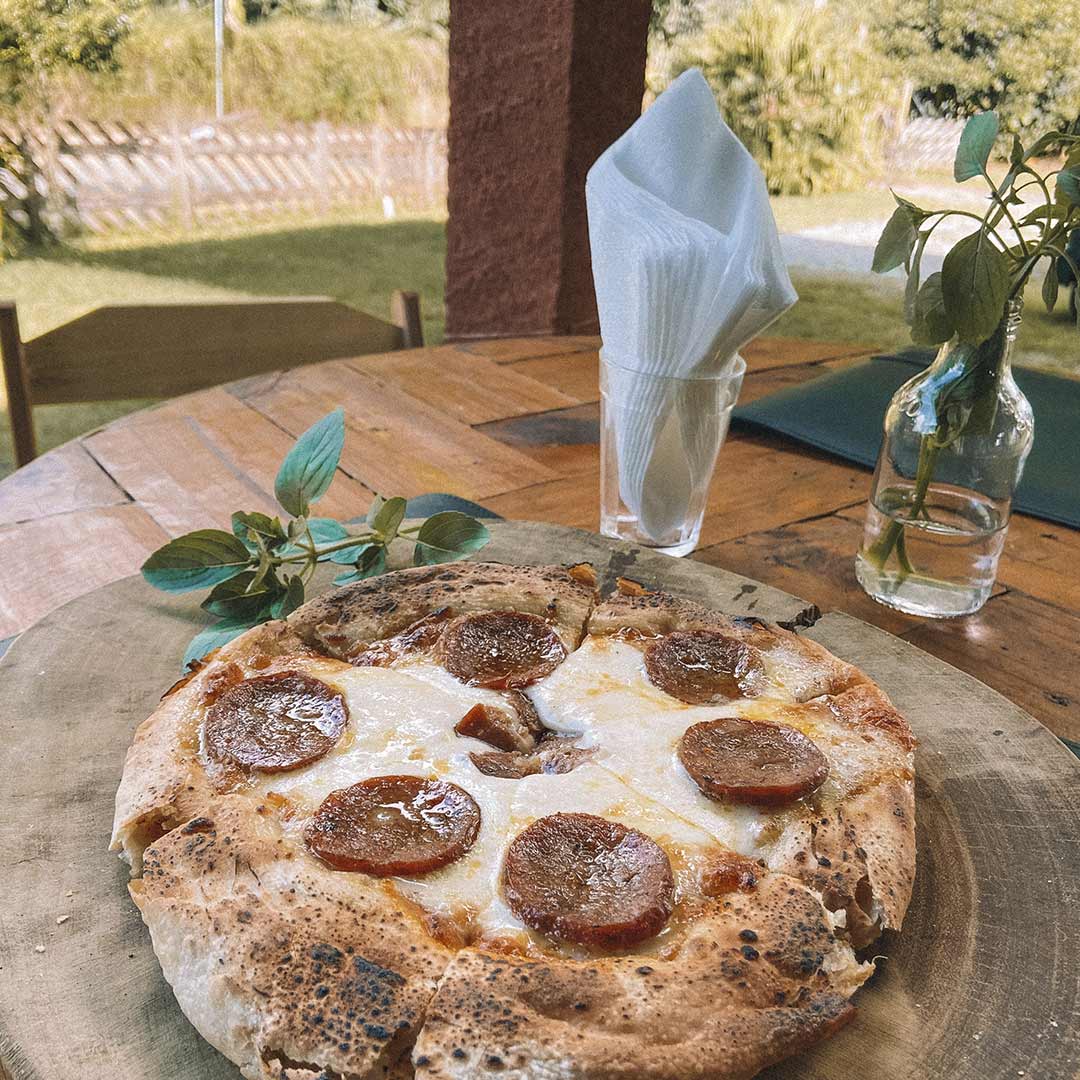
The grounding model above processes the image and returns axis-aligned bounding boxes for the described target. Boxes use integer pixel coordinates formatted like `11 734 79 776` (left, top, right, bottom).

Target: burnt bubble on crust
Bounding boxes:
305 776 481 877
502 813 674 948
203 671 347 773
133 799 448 1080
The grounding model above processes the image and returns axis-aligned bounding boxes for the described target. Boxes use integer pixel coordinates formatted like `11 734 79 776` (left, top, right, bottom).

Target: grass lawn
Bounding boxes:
1 205 1077 478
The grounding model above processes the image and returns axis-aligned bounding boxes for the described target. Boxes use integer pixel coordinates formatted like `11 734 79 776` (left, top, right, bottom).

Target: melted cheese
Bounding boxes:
473 762 722 952
221 631 903 943
248 659 521 920
527 636 768 854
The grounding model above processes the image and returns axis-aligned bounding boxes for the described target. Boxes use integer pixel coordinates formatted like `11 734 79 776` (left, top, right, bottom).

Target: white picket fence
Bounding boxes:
0 117 446 236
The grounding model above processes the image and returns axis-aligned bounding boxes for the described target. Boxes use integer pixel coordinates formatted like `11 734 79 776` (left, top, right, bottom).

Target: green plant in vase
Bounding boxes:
857 112 1080 617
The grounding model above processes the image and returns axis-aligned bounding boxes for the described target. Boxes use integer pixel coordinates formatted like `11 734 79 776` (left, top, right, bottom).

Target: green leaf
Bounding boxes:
891 191 931 228
274 408 345 516
366 494 387 526
1042 259 1060 313
1018 203 1070 227
910 273 954 346
872 205 916 273
954 111 999 182
371 496 407 542
183 618 257 668
231 511 286 555
940 229 1011 344
271 575 305 618
287 515 309 541
412 512 490 567
1056 167 1080 207
142 530 253 593
1024 132 1066 161
231 511 285 542
1009 134 1024 167
333 543 387 584
200 570 278 619
903 231 930 325
308 517 349 544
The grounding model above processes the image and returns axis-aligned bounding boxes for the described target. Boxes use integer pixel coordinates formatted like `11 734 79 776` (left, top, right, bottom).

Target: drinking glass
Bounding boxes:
599 351 745 557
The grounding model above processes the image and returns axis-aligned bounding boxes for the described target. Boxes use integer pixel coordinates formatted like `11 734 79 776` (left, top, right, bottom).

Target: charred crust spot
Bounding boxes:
739 929 758 943
180 817 215 835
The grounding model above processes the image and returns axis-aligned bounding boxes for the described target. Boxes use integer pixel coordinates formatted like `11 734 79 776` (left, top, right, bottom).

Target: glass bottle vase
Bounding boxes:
855 298 1034 618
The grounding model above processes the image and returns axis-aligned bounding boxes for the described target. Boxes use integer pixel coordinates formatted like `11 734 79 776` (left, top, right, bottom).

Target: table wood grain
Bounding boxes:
1 335 1076 744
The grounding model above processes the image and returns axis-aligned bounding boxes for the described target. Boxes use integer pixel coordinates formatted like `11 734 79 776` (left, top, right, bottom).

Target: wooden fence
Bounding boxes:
0 118 447 237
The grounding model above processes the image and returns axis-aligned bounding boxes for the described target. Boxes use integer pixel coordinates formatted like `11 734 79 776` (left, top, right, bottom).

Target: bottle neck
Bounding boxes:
931 297 1022 381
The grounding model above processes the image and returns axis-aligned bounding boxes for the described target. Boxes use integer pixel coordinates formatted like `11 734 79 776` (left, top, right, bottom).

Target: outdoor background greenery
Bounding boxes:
1 0 1079 475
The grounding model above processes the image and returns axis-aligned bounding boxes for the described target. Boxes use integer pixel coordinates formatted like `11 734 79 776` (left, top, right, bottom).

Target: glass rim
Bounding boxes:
599 348 747 384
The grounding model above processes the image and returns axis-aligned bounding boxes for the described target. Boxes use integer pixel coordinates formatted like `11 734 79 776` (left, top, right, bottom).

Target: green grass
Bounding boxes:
770 189 897 233
776 270 1080 372
1 203 1077 480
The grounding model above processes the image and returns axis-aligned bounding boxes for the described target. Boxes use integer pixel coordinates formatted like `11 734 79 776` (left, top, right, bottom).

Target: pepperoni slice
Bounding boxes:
644 630 766 704
503 813 674 948
305 775 480 876
438 611 567 689
204 671 347 772
678 717 829 806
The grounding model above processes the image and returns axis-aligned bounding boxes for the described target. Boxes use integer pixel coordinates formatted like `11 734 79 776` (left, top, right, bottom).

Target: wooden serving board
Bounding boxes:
1 522 1077 1080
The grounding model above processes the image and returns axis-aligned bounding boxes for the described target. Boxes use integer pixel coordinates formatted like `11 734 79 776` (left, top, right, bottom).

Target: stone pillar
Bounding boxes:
445 0 652 340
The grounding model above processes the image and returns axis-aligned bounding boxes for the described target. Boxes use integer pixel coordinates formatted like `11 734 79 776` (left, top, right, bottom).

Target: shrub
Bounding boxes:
862 0 1080 139
77 9 446 127
671 0 892 195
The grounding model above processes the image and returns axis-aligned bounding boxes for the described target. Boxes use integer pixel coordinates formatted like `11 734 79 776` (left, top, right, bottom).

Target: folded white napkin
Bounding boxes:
586 68 796 543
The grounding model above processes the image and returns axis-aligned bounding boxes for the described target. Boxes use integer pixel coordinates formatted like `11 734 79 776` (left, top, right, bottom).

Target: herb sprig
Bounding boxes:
140 408 491 665
873 111 1080 348
864 113 1080 577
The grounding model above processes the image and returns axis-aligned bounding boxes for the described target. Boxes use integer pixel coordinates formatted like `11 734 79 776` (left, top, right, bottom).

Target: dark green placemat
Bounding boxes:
733 350 1080 529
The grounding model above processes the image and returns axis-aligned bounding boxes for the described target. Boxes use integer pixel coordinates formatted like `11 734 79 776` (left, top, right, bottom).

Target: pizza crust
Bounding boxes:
414 872 864 1080
113 562 917 1080
289 562 596 660
133 796 450 1080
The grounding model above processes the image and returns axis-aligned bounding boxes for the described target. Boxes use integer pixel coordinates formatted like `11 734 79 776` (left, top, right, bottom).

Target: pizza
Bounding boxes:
111 561 916 1080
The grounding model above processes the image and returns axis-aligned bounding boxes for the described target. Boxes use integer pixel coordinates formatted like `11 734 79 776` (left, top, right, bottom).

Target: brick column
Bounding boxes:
445 0 652 340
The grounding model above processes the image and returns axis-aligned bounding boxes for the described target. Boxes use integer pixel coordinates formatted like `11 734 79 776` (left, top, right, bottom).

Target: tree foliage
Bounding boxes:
76 9 446 126
672 0 891 195
0 0 135 107
861 0 1080 136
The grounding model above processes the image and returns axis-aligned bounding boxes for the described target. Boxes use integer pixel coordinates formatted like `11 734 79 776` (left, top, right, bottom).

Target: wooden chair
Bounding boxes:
0 290 424 467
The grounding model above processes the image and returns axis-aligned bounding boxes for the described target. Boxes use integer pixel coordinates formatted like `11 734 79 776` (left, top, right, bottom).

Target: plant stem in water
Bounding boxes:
865 436 940 575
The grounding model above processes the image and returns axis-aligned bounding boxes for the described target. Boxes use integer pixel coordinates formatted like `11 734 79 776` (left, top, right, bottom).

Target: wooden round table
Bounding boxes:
0 334 1076 748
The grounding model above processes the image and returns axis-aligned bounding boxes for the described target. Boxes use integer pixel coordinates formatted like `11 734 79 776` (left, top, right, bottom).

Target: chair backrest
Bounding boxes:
1 291 423 467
